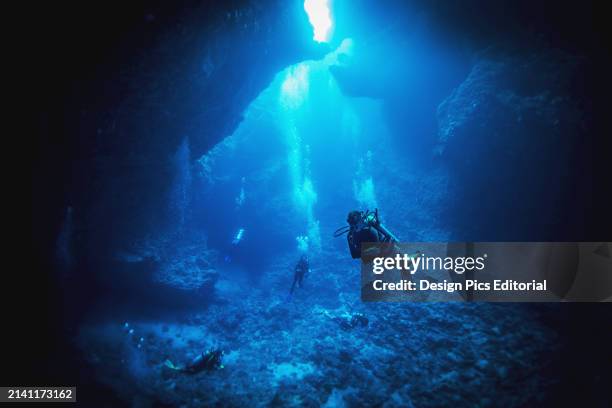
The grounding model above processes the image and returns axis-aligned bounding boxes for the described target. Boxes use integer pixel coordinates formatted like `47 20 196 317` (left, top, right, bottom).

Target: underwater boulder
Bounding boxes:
104 235 220 307
155 250 219 294
41 0 327 272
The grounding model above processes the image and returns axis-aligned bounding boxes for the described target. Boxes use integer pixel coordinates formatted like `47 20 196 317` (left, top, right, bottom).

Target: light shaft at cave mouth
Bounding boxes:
304 0 332 43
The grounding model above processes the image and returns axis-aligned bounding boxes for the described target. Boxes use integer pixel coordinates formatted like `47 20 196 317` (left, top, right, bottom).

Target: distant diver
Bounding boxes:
232 228 245 246
334 209 399 259
164 349 224 374
319 309 369 330
225 227 245 262
289 255 310 298
333 312 369 330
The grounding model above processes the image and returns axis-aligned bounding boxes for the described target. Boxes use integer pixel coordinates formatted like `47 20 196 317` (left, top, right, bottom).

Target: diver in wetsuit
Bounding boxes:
289 255 310 296
164 349 224 374
334 209 399 260
334 209 421 300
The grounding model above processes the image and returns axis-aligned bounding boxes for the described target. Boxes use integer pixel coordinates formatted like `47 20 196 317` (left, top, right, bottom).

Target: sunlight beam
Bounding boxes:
304 0 332 43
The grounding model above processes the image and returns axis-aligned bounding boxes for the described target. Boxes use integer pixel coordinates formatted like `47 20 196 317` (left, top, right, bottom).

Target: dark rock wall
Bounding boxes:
31 1 610 308
436 52 591 240
33 0 325 264
33 0 609 275
29 1 323 378
329 0 609 240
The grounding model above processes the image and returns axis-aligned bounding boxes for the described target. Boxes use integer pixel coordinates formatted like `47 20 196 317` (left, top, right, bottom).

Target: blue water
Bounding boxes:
51 2 610 406
73 39 559 408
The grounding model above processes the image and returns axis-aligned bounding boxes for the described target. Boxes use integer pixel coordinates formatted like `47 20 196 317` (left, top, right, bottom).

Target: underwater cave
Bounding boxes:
24 0 612 406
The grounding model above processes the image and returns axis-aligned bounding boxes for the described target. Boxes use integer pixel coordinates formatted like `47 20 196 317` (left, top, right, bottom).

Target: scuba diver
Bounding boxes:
289 255 310 297
226 176 248 262
334 209 421 301
164 349 224 374
224 227 245 263
334 209 399 259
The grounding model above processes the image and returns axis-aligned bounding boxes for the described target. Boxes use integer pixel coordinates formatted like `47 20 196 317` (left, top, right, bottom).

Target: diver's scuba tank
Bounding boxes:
333 208 399 260
363 209 399 243
333 209 399 242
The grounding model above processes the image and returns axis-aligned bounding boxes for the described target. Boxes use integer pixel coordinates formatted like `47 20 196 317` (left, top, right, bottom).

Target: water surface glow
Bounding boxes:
304 0 332 43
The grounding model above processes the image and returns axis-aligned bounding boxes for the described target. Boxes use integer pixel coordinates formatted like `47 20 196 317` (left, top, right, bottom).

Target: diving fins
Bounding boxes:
164 360 182 371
